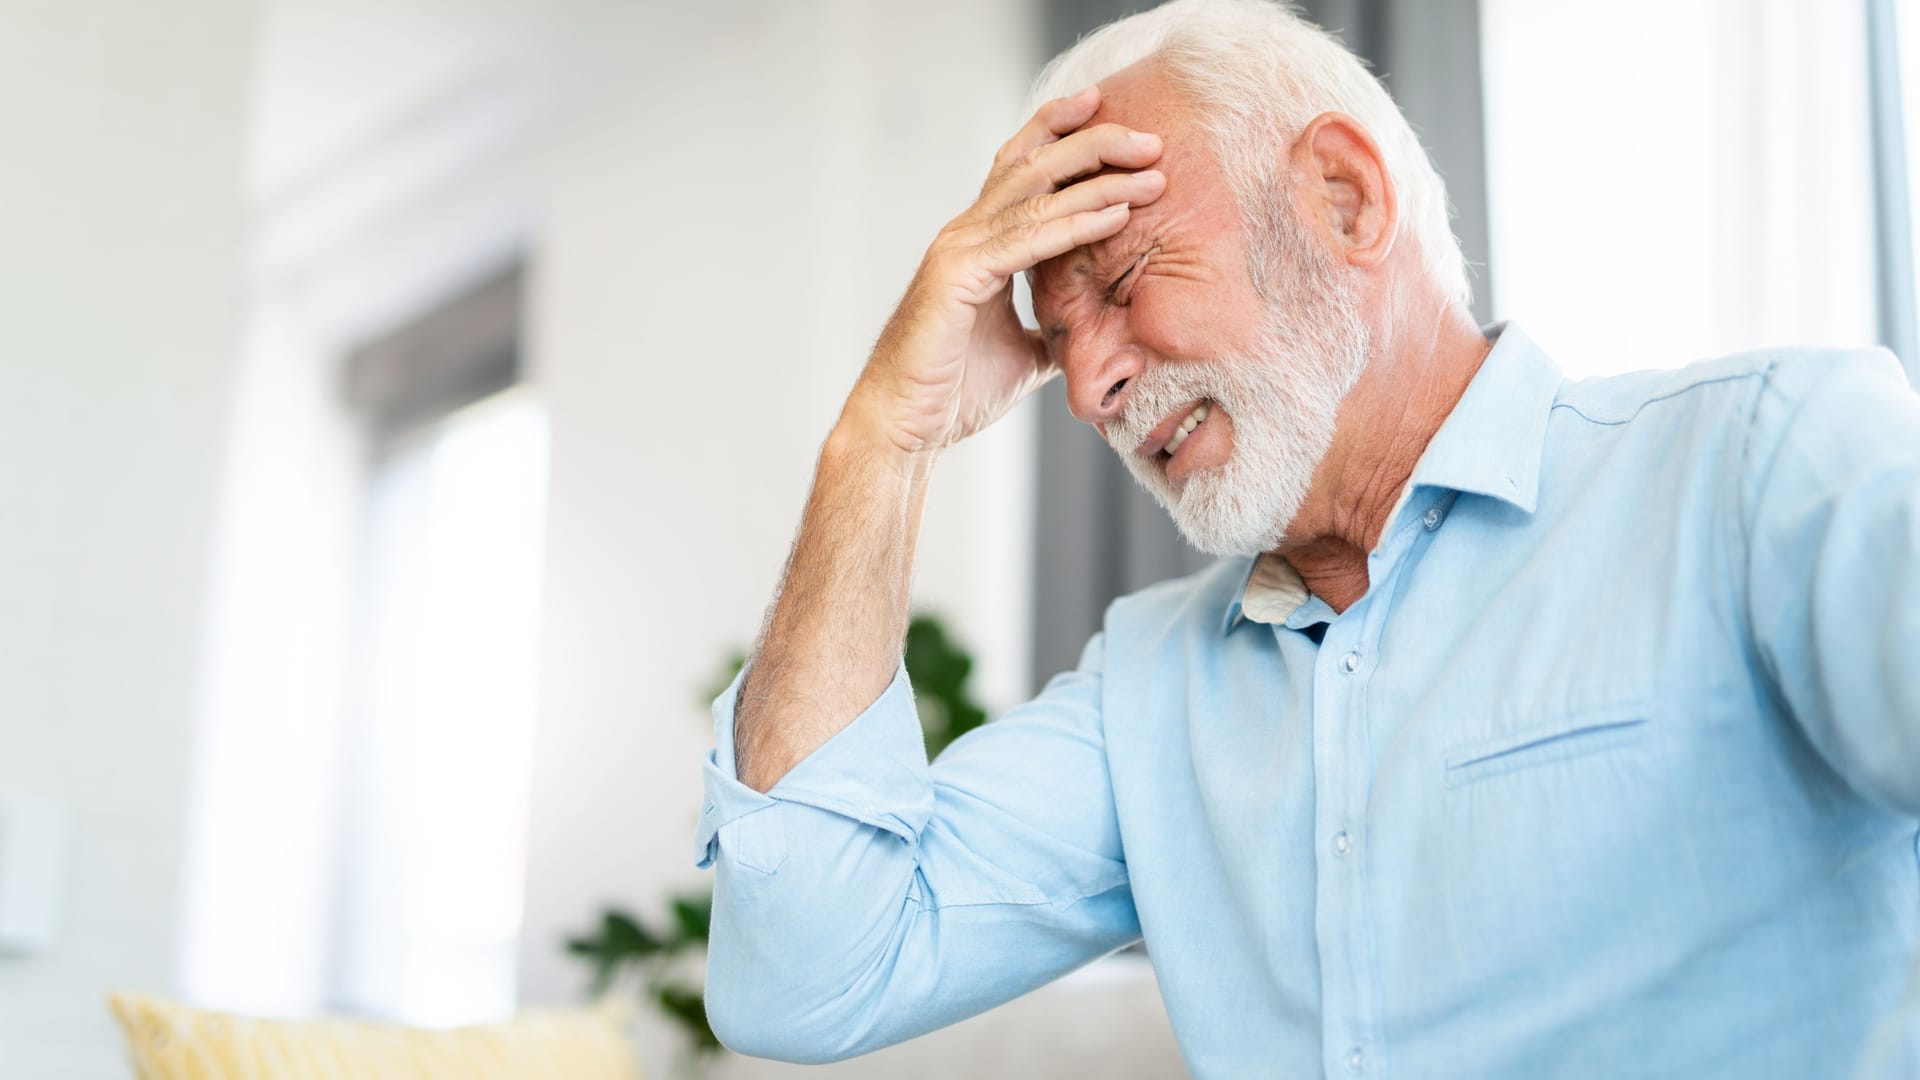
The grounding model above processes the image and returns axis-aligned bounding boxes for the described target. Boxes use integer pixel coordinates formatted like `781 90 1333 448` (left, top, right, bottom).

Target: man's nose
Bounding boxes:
1060 334 1146 428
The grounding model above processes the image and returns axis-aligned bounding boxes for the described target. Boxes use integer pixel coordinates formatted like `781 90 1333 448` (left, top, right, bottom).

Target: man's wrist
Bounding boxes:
827 397 939 481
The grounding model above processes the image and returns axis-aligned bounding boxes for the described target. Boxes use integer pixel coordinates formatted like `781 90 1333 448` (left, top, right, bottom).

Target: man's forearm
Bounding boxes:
734 416 933 793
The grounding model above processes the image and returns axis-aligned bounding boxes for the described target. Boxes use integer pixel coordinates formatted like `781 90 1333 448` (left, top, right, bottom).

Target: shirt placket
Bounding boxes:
1308 503 1443 1079
1310 605 1375 1077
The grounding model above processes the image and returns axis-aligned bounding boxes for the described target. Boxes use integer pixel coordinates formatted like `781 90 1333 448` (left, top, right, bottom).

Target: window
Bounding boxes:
332 385 549 1025
1480 0 1879 377
181 262 547 1026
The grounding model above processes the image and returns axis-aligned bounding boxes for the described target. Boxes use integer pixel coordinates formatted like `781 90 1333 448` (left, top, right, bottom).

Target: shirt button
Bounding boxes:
1422 504 1445 530
1341 650 1361 673
1346 1047 1365 1073
1333 830 1352 855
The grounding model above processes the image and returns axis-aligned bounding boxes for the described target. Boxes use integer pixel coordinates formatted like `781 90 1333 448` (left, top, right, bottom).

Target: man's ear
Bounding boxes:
1289 112 1397 269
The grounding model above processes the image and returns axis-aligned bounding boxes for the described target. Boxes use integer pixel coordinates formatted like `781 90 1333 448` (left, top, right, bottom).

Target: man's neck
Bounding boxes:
1275 302 1491 614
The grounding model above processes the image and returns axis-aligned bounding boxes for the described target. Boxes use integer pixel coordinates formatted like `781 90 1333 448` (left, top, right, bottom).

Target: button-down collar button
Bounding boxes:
1423 504 1445 530
1333 830 1352 855
1346 1047 1365 1073
1341 650 1361 674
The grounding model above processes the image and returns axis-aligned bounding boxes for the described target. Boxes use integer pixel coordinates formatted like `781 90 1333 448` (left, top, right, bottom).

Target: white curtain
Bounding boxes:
1481 0 1879 377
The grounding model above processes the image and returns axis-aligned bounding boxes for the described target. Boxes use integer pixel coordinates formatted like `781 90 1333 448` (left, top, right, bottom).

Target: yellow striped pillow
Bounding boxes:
108 992 643 1080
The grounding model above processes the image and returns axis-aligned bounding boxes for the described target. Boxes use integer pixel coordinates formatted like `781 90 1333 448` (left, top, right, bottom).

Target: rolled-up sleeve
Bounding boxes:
695 634 1138 1064
695 662 930 872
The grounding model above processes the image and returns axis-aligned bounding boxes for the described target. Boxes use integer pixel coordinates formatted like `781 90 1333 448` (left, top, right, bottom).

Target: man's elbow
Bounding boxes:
701 813 931 1061
703 969 869 1065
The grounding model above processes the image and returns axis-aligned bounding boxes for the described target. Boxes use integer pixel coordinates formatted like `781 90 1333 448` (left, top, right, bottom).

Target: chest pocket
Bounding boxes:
1444 701 1650 789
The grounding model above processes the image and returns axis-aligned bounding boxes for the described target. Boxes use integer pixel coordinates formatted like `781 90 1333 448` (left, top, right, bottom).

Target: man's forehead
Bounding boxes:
1088 57 1180 125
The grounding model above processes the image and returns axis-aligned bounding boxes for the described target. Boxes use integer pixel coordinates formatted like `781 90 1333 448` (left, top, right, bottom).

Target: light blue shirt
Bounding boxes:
695 325 1920 1078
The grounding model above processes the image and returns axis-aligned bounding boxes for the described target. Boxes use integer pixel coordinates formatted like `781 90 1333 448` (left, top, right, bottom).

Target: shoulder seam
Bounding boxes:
1551 369 1768 428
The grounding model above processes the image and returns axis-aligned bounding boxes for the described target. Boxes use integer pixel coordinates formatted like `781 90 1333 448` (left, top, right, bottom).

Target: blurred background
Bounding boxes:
0 0 1911 1076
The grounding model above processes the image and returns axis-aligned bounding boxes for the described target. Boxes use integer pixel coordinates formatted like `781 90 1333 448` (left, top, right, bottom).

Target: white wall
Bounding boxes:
0 1 254 1075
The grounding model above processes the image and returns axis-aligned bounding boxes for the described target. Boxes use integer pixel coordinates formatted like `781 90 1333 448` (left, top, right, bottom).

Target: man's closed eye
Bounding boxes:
1107 250 1150 306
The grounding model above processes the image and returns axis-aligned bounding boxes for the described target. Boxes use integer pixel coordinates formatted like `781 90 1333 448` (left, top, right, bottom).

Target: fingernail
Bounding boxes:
1103 202 1130 214
1132 130 1160 148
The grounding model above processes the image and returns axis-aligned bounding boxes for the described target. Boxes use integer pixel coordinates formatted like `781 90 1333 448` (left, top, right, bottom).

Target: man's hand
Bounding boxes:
843 85 1166 456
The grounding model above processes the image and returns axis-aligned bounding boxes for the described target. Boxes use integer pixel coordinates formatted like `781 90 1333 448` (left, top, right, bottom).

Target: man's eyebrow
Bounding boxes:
1039 235 1138 295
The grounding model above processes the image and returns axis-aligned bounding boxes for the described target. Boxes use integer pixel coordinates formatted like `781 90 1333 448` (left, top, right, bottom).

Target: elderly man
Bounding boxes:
693 1 1920 1075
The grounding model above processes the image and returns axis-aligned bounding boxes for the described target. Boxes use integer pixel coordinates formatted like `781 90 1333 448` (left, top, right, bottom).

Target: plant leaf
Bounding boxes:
656 984 722 1053
600 909 664 957
669 893 712 943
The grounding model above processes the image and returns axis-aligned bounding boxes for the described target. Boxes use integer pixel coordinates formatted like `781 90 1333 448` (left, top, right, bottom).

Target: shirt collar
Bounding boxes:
1219 322 1564 635
1405 321 1563 515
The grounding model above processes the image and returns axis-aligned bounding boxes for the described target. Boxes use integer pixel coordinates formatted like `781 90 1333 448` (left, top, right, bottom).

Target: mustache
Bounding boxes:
1104 358 1246 455
1113 361 1228 441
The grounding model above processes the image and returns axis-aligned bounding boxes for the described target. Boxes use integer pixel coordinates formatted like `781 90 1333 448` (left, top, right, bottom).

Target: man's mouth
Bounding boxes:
1162 402 1210 459
1138 399 1213 461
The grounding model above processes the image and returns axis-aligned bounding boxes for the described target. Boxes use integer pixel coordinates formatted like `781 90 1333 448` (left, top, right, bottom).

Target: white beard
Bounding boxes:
1105 237 1369 557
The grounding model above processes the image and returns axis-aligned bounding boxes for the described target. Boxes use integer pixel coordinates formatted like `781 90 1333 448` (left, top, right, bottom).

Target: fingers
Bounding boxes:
956 167 1163 254
1029 168 1165 221
927 88 1167 295
978 202 1133 278
982 123 1163 213
991 86 1101 179
956 168 1163 281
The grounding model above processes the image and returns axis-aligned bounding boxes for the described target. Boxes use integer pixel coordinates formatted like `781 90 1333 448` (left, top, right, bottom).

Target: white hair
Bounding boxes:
1032 0 1470 307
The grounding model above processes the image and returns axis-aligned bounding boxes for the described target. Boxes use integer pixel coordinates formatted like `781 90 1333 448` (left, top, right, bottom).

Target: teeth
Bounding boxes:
1163 403 1210 456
